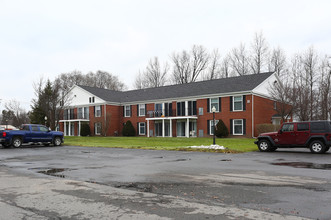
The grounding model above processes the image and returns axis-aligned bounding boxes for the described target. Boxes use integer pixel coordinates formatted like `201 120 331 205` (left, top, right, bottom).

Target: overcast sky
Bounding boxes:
1 0 331 111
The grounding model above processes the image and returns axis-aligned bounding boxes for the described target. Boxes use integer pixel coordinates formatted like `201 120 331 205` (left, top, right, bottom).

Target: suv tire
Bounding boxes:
257 140 272 152
309 140 326 154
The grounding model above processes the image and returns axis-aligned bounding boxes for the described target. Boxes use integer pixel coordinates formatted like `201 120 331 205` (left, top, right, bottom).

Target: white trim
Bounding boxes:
209 98 220 113
124 105 131 117
138 104 146 117
146 116 198 121
209 119 219 135
94 122 102 135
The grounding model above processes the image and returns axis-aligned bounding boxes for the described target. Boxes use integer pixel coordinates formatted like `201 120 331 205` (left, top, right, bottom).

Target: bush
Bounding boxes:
215 119 229 138
122 120 136 136
80 123 91 136
256 124 281 135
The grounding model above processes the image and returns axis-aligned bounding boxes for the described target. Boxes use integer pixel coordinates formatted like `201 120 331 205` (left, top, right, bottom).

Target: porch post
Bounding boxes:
186 118 189 138
162 119 165 137
169 119 173 137
78 121 81 136
68 121 71 136
64 122 66 136
147 120 150 137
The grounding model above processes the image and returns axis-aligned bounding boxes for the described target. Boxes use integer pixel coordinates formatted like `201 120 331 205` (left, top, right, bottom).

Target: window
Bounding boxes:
124 105 131 117
31 126 39 132
78 108 83 119
155 103 163 117
199 107 203 115
187 101 197 116
95 122 102 135
297 123 309 131
95 105 101 117
40 126 48 132
281 124 294 132
273 101 277 110
233 119 243 135
138 104 145 117
138 122 146 135
89 97 95 103
233 96 243 111
210 120 219 135
210 98 219 112
176 102 185 116
311 122 326 133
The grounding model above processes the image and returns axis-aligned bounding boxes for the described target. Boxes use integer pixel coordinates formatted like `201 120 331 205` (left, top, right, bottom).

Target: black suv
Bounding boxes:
255 121 331 154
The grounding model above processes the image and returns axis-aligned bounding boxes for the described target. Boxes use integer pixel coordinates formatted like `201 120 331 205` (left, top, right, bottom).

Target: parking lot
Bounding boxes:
0 145 331 219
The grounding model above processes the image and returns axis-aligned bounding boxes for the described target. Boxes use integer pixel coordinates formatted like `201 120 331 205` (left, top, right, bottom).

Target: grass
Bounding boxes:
64 136 257 153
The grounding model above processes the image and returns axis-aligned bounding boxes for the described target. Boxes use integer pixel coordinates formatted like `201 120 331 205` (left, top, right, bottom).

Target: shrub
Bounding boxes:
80 123 91 136
122 120 136 136
256 124 281 135
215 119 229 138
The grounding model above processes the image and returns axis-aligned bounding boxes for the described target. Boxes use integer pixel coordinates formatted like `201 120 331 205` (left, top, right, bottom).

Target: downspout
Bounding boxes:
252 92 254 138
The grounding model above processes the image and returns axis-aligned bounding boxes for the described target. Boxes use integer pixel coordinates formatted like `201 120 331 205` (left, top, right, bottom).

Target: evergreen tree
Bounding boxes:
215 119 229 138
122 120 136 136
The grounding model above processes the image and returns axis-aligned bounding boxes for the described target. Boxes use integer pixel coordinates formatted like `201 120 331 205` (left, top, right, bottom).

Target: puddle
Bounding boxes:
220 159 232 161
29 168 74 178
272 162 331 170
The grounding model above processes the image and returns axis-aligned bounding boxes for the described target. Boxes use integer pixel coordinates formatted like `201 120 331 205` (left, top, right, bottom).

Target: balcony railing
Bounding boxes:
62 113 89 120
147 108 197 118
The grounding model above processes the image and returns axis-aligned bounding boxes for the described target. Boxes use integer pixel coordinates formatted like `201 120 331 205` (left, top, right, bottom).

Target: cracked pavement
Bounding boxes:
0 145 331 219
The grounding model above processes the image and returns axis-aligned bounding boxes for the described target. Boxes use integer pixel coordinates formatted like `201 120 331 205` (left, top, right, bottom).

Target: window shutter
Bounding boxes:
122 106 125 117
230 119 233 134
137 105 139 116
188 101 192 116
230 97 233 111
207 99 210 113
100 105 102 116
193 101 197 115
137 122 139 135
94 106 96 117
169 103 173 116
243 119 246 134
165 103 169 116
219 97 222 112
243 95 246 111
177 102 180 116
207 120 210 135
130 105 132 117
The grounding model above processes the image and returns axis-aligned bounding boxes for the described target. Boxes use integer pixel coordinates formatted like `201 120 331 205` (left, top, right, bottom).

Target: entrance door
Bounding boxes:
277 123 296 145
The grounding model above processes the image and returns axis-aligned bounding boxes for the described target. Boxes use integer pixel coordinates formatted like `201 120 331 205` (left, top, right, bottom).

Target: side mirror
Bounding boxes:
278 130 283 134
48 128 52 132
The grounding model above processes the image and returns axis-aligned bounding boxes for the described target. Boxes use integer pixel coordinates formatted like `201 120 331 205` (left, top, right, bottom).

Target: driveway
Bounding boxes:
0 145 330 219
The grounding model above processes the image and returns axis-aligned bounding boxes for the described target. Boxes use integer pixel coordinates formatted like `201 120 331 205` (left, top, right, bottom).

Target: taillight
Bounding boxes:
2 132 6 137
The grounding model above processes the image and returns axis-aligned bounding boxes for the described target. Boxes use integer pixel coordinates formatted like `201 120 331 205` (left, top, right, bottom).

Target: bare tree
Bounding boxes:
134 57 168 89
317 56 331 120
171 45 209 84
220 54 232 78
203 49 221 80
269 47 287 77
250 32 269 74
3 100 29 126
230 43 250 76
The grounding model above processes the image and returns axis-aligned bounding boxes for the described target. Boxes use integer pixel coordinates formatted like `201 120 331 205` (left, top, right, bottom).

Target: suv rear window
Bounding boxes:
297 123 309 131
310 122 326 133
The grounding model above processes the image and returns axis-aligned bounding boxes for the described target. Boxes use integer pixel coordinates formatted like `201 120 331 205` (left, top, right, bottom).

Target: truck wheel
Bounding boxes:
53 137 62 146
257 140 272 152
309 140 326 154
12 137 22 148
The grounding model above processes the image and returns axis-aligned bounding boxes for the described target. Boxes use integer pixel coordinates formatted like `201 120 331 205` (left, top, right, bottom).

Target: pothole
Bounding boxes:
271 162 331 170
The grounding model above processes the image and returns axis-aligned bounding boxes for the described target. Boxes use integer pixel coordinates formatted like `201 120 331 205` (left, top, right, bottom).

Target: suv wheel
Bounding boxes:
12 137 22 148
309 140 326 154
258 140 272 152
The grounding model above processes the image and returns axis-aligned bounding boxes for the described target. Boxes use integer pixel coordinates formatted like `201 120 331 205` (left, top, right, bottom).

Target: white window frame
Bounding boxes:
95 105 101 117
233 96 243 111
124 105 131 117
95 122 102 135
233 119 243 135
138 122 146 135
210 120 219 135
210 98 219 112
138 104 145 117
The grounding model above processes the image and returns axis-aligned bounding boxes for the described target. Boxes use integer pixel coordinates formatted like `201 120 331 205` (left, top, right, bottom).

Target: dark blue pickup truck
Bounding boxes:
0 124 64 148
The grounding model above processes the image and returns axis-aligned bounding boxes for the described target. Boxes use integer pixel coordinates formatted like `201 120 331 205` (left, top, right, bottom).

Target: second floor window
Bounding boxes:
95 106 101 117
210 98 219 112
124 105 131 117
138 104 145 116
233 96 243 111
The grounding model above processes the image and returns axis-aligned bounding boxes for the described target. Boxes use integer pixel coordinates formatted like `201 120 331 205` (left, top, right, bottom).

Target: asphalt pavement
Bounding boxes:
0 145 330 219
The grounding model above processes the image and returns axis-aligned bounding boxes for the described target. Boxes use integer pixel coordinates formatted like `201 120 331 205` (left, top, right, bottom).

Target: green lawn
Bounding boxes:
64 136 257 153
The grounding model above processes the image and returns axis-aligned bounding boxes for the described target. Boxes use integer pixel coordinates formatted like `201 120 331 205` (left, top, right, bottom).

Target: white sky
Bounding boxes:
1 0 331 111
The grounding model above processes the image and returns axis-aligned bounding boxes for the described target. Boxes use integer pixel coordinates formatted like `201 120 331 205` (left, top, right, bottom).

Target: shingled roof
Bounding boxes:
79 72 274 103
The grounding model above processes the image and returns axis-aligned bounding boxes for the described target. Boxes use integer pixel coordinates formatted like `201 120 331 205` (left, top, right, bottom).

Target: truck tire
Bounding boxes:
53 137 62 146
12 137 22 148
309 140 326 154
257 139 272 152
